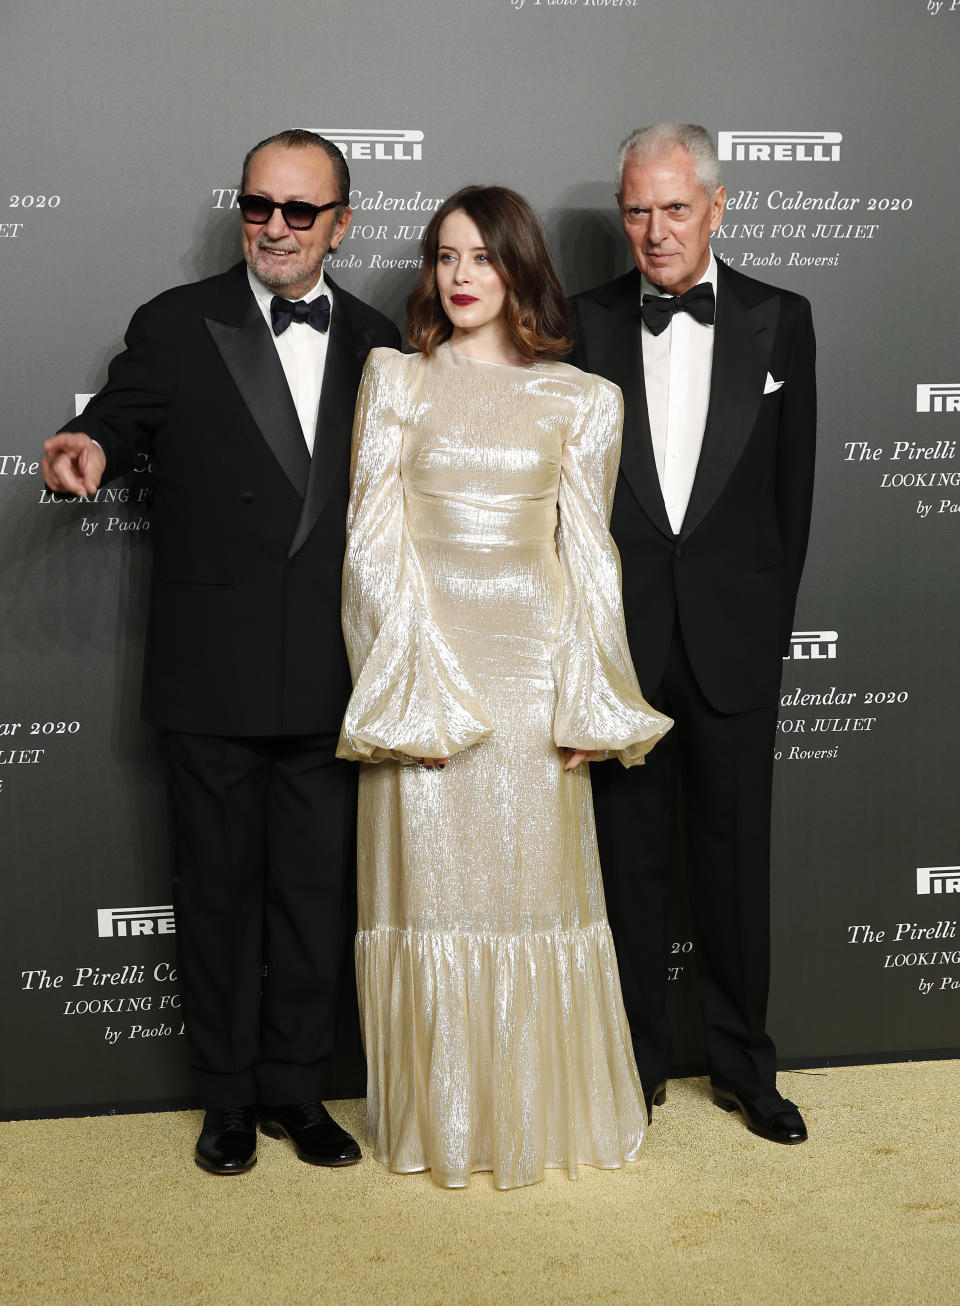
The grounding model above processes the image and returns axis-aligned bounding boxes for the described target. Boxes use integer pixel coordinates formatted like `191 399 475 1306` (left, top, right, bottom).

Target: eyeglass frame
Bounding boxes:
237 194 343 231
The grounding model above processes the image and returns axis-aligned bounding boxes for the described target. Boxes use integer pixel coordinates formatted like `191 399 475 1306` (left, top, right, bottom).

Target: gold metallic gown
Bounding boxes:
337 343 672 1189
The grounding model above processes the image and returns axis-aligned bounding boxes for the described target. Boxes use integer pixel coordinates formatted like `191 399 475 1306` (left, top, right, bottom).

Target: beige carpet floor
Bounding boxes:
2 1063 958 1306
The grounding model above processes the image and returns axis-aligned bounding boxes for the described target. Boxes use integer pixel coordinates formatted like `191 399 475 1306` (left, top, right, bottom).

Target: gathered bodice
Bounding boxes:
400 346 584 550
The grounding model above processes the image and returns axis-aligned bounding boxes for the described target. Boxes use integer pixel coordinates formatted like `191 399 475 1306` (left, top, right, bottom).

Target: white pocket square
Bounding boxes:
764 373 784 394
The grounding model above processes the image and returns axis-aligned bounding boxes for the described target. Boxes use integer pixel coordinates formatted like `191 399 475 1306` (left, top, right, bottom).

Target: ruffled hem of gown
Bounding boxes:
357 921 646 1189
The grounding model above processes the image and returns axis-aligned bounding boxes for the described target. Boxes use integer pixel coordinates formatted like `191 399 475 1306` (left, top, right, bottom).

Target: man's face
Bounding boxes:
241 144 352 299
617 145 725 294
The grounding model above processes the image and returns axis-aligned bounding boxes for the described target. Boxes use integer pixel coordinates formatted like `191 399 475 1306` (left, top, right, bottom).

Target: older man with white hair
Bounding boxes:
571 123 816 1144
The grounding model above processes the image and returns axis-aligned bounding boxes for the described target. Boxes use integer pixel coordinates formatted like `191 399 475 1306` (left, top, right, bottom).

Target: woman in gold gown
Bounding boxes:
337 186 671 1189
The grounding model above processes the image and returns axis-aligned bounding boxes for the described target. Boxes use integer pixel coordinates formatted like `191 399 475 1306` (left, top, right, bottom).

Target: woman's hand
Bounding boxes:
415 757 448 769
563 748 596 771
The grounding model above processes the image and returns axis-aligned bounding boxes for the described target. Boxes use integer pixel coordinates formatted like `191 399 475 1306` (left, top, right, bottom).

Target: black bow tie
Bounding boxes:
270 294 330 336
640 283 715 336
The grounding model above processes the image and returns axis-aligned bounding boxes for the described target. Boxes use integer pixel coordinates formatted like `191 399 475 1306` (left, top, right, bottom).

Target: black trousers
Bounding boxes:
591 621 781 1104
164 730 356 1107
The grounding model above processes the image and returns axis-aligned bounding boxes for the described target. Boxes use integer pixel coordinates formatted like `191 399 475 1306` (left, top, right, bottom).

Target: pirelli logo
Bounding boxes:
310 128 423 162
718 131 842 162
785 630 838 661
916 867 960 896
97 905 176 937
916 384 960 414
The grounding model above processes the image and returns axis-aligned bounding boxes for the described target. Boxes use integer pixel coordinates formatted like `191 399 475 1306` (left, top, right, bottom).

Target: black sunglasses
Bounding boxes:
237 194 340 231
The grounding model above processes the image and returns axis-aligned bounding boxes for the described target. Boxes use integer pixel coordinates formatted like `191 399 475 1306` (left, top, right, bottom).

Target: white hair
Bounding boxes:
615 123 722 197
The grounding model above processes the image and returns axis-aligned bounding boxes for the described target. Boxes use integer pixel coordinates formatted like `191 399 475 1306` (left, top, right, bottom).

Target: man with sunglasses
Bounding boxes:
41 130 399 1175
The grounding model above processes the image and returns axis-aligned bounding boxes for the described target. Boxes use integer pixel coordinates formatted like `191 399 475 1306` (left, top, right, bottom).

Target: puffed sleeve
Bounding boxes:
553 374 672 767
337 350 494 764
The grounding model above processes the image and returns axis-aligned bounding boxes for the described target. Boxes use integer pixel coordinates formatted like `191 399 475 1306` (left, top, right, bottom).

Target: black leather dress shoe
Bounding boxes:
258 1101 362 1166
713 1086 808 1144
644 1080 667 1121
194 1106 257 1174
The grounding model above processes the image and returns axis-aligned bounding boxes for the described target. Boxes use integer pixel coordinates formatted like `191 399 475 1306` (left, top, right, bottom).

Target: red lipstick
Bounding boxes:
450 294 478 305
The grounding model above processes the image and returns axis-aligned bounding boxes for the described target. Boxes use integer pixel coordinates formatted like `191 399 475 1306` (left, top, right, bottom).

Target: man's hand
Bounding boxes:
41 432 106 497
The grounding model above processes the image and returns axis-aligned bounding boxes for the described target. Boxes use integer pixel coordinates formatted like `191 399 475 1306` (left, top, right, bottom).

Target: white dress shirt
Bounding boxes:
641 249 718 534
247 265 334 456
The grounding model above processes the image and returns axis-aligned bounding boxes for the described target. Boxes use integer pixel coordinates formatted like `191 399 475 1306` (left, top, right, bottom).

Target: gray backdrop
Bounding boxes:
2 0 958 1118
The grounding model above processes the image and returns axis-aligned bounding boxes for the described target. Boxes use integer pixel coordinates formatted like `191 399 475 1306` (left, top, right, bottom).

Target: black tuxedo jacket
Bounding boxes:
63 261 400 736
570 260 816 714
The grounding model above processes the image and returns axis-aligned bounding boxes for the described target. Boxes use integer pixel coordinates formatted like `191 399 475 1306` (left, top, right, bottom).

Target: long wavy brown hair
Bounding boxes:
406 185 572 361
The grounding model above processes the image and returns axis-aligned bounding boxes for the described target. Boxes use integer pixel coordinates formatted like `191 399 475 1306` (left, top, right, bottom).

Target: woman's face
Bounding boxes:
436 209 507 337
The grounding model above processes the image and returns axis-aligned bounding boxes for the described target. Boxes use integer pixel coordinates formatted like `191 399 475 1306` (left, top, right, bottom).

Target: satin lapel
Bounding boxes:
288 294 370 557
679 267 779 542
582 284 673 540
205 292 310 499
